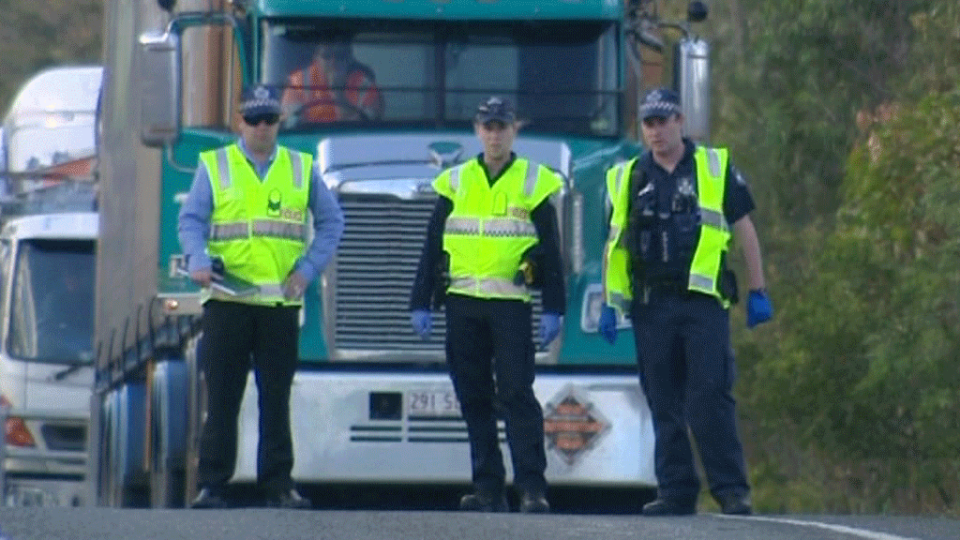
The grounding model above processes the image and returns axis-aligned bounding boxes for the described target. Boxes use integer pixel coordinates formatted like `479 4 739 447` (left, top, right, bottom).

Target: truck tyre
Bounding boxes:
149 359 188 508
95 391 116 506
113 383 149 507
183 333 205 505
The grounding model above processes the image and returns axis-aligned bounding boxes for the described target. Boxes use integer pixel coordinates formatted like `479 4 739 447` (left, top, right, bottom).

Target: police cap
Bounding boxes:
639 87 681 120
238 84 282 117
475 96 516 125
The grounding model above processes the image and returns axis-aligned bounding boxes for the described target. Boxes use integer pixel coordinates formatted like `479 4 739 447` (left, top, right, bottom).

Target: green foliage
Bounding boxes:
708 0 926 225
704 0 960 513
755 82 960 515
842 88 960 463
0 1 102 112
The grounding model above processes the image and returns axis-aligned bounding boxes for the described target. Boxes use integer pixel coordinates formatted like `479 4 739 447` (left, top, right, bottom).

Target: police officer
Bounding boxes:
599 88 773 516
178 84 345 509
409 96 564 513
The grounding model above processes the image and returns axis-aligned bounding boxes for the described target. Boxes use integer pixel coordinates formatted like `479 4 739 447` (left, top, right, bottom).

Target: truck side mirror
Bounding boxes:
138 30 182 147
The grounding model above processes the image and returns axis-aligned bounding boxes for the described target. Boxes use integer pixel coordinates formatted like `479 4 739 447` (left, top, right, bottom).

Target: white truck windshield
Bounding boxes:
7 239 95 363
262 19 619 135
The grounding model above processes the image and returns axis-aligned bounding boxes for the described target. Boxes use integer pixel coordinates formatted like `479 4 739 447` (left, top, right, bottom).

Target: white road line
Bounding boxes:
717 515 922 540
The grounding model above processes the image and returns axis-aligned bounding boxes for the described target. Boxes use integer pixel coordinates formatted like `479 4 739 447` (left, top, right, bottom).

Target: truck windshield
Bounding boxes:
263 19 619 136
7 239 95 363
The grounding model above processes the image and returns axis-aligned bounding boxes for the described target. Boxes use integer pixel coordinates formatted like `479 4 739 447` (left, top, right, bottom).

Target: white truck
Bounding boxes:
0 65 102 507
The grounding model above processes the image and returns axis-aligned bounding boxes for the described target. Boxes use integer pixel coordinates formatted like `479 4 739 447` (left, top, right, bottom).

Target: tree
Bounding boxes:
705 0 960 513
0 1 102 109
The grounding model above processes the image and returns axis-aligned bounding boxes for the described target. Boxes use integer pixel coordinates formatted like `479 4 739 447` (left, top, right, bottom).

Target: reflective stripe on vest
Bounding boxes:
210 222 248 241
449 276 527 297
251 219 306 241
201 143 311 306
435 158 562 302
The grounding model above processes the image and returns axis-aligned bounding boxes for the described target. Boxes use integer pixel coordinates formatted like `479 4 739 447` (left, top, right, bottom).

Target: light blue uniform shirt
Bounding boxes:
177 138 345 284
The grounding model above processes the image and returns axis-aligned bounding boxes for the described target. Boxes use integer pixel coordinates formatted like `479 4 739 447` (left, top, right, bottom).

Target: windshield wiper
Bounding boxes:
52 359 93 382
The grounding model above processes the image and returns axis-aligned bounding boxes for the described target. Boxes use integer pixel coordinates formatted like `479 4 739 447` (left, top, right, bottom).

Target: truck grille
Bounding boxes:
334 194 446 353
333 193 544 356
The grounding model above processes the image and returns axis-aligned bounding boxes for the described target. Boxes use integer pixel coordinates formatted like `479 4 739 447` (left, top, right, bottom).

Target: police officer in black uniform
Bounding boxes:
409 97 565 513
599 88 773 516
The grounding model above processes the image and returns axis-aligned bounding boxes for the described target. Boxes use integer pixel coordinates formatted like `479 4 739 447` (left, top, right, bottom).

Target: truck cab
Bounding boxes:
0 65 102 507
0 207 96 507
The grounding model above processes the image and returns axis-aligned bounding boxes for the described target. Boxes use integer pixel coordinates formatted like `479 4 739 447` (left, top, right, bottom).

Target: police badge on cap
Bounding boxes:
475 96 516 124
640 87 681 120
239 84 282 116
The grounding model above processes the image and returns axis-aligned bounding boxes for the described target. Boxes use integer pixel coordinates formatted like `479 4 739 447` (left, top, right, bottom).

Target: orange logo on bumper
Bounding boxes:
543 386 610 465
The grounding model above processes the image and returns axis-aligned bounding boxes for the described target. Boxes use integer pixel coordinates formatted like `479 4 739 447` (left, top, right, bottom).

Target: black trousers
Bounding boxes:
196 300 300 493
444 294 547 496
629 290 749 503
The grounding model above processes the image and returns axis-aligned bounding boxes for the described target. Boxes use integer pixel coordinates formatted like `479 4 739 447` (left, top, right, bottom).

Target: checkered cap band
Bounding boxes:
640 87 681 119
240 85 281 115
640 100 681 118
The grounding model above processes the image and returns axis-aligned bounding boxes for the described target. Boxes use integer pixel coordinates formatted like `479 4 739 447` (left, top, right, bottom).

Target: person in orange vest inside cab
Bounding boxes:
281 38 384 125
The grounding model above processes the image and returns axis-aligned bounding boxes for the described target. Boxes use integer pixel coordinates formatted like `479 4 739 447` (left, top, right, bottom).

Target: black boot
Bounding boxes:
459 491 508 512
716 493 752 515
265 488 312 509
190 487 228 509
518 490 550 514
641 497 696 516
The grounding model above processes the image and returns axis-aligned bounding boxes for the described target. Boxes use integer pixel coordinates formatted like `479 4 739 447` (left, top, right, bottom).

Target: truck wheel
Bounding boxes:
183 333 205 505
149 358 188 508
114 383 150 507
101 387 146 507
95 391 116 506
149 417 185 508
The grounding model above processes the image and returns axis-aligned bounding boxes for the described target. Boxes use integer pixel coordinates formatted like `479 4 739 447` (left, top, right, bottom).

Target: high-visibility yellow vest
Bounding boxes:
201 143 312 306
433 157 562 302
603 146 731 313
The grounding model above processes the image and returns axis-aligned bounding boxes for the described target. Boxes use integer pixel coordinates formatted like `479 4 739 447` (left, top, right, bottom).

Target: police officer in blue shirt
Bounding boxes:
178 84 345 509
599 88 773 516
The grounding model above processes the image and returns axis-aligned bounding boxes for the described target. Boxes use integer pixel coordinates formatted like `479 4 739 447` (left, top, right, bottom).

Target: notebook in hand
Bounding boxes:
176 261 259 297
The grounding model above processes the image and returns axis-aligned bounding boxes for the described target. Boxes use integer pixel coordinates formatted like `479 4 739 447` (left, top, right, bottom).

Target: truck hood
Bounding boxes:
316 133 572 192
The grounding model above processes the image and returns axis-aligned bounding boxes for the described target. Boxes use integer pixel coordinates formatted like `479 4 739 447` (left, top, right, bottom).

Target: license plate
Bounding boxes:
6 484 61 507
407 390 461 418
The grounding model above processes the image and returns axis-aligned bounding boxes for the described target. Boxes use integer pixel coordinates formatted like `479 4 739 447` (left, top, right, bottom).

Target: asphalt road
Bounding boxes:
0 508 956 540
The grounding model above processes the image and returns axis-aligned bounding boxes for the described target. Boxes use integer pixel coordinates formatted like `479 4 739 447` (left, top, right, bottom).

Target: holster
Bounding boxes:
714 251 738 305
432 252 450 310
513 244 544 289
720 267 739 305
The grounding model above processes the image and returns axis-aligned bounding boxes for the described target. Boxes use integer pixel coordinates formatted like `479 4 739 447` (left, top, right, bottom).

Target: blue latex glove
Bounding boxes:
538 312 562 349
598 304 617 345
746 289 773 328
411 309 432 340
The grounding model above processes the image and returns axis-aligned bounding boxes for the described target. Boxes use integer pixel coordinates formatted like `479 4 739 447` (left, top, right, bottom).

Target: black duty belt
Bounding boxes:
643 279 687 293
636 279 702 304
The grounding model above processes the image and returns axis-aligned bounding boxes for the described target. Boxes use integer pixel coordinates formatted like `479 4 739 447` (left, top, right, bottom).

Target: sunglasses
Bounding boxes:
243 113 280 126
